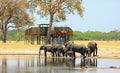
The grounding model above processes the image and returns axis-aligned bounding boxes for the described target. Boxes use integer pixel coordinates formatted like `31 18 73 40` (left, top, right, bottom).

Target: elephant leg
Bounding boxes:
96 48 98 56
58 52 60 57
59 51 63 57
39 50 41 57
62 51 64 57
55 51 57 57
73 52 76 58
90 51 92 56
69 53 71 57
93 52 95 56
60 52 62 57
54 51 57 57
88 53 90 57
93 47 98 56
86 52 89 57
52 52 54 57
55 52 58 57
71 52 74 58
83 54 86 59
87 50 91 57
93 51 96 56
44 50 47 57
81 52 86 59
65 53 68 57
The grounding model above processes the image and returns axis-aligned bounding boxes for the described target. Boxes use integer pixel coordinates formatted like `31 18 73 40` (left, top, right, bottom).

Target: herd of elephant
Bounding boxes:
39 41 97 58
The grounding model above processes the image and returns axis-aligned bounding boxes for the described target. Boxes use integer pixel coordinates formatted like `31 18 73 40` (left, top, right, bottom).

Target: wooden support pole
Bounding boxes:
37 36 40 45
31 36 34 45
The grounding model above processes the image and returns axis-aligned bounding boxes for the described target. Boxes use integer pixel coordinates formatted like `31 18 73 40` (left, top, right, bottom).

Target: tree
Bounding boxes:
0 0 34 43
29 0 84 44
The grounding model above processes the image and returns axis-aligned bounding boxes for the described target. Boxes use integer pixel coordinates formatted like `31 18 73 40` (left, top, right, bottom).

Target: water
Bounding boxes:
0 55 120 73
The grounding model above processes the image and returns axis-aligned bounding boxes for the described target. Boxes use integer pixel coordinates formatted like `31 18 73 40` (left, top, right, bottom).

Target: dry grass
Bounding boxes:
0 41 40 54
0 41 40 49
0 41 120 58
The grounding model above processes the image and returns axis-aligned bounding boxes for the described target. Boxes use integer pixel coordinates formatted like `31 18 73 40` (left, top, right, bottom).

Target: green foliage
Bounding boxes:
0 0 34 43
0 32 2 40
71 30 120 41
1 29 120 41
7 29 25 41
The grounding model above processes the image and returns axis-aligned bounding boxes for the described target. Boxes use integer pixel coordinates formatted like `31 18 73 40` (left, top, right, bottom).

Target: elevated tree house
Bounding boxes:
25 24 73 44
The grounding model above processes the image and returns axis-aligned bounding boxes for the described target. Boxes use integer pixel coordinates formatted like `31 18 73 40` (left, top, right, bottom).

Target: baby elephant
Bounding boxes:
65 51 74 58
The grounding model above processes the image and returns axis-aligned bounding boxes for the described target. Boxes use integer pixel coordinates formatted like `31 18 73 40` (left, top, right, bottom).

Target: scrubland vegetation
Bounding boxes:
0 29 120 41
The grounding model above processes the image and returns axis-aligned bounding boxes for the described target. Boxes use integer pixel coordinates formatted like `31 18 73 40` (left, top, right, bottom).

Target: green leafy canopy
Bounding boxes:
29 0 84 22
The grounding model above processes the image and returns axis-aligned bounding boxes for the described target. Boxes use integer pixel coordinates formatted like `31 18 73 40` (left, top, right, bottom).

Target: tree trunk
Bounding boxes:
16 28 20 42
2 31 7 43
45 14 54 44
1 25 7 43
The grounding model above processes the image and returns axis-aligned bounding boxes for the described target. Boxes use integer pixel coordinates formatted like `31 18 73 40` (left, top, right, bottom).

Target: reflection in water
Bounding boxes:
38 57 97 68
80 58 97 68
0 56 120 73
0 56 37 73
2 57 7 73
0 56 98 73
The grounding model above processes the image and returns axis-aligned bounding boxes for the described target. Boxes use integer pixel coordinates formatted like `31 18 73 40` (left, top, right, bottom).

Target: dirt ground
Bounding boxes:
0 41 120 59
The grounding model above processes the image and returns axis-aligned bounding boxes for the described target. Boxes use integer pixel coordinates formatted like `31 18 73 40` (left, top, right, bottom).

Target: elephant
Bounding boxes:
39 44 55 57
65 42 88 58
52 44 64 57
87 42 98 56
64 41 74 47
84 48 91 57
65 50 74 58
63 47 74 57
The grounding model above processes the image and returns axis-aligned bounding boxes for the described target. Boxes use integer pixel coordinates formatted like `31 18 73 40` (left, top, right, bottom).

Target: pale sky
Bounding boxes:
34 0 120 32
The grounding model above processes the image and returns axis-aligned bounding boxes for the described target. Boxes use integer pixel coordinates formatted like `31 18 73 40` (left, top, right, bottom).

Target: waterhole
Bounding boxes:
0 55 120 73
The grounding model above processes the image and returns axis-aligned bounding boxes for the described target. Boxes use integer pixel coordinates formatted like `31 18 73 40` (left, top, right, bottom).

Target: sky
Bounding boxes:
34 0 120 32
